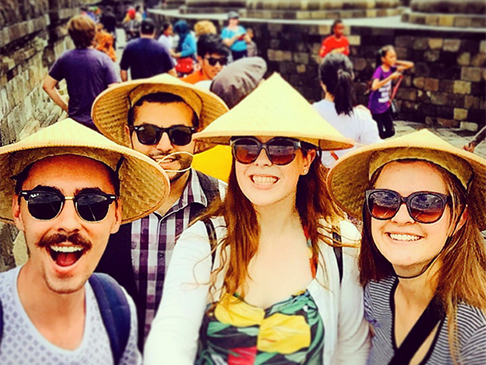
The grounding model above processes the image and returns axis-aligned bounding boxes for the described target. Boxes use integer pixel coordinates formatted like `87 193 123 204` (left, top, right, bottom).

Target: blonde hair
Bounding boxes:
194 20 217 37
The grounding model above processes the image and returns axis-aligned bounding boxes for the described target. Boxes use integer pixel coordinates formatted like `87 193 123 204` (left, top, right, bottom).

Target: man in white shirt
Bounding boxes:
0 119 169 365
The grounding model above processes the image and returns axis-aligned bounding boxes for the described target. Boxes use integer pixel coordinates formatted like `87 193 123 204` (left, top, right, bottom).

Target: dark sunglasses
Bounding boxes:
205 57 228 66
20 190 117 222
130 124 195 146
365 189 450 224
231 137 305 166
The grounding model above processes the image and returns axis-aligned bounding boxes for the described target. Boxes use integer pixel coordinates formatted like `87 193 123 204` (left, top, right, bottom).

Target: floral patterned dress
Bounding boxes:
196 244 324 365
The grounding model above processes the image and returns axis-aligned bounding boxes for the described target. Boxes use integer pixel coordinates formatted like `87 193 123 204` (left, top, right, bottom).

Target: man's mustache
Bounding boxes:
37 233 92 250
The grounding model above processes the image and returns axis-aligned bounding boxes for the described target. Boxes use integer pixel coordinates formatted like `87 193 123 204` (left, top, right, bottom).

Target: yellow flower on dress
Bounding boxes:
258 313 311 354
215 293 265 327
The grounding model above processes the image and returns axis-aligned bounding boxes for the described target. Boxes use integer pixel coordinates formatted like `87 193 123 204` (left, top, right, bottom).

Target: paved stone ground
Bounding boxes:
394 120 486 159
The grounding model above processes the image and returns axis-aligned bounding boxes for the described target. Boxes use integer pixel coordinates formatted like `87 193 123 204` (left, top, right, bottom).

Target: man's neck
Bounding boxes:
141 33 154 39
156 170 191 216
17 262 86 349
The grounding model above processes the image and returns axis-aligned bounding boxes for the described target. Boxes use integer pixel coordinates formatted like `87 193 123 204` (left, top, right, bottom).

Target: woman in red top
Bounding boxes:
319 19 350 58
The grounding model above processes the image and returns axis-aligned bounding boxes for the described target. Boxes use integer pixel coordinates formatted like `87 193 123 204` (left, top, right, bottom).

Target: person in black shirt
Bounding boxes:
120 18 176 81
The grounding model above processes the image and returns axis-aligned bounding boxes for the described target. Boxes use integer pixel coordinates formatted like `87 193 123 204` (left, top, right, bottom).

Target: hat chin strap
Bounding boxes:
157 151 194 173
395 246 445 280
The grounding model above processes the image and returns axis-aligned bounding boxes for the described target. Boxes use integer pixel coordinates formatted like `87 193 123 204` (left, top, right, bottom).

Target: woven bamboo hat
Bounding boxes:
91 74 229 153
193 73 354 150
0 119 170 224
327 129 486 230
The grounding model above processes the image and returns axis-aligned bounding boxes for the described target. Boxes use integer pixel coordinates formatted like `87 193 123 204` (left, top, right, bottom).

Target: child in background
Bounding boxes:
368 45 413 139
246 28 258 57
319 19 349 58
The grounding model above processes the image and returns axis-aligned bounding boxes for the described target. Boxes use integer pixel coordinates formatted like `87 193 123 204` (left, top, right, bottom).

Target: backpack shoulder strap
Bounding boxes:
0 298 3 347
202 218 217 270
89 273 131 365
332 231 343 285
389 294 445 365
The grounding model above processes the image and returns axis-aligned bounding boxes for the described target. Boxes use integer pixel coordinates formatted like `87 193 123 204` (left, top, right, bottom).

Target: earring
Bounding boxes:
303 169 308 174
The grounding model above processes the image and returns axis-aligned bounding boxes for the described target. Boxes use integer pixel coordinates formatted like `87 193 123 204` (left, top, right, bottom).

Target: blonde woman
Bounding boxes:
144 74 370 364
327 130 486 364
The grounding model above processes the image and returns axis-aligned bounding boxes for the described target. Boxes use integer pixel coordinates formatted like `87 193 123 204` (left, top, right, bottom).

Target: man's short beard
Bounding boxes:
169 153 193 183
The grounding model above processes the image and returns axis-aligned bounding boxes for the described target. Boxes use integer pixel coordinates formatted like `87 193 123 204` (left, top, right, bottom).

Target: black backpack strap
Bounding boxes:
0 298 3 347
89 273 131 365
202 218 217 270
389 294 445 365
332 231 343 285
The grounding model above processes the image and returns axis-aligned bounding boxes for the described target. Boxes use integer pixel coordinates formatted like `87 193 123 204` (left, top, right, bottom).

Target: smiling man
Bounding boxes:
91 74 228 347
0 119 169 364
181 33 230 85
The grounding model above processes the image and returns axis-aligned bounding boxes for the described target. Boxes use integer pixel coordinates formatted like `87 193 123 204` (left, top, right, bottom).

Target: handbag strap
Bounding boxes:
388 293 445 365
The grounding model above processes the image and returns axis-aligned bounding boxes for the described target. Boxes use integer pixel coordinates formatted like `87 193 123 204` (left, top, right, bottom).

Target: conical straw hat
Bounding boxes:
91 74 229 153
0 119 170 224
193 73 354 151
327 129 486 230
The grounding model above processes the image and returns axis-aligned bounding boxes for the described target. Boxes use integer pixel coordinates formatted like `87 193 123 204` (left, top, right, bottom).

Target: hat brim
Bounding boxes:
0 119 170 225
91 74 229 153
327 131 486 230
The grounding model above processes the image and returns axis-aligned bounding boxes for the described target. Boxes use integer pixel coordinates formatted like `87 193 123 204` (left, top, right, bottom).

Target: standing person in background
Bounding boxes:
319 19 350 58
95 23 116 62
464 125 486 153
246 27 258 57
172 20 197 76
221 11 250 61
313 53 380 168
123 7 140 42
181 34 230 85
120 18 176 81
43 15 118 131
100 5 117 49
159 22 176 65
368 45 414 139
194 20 217 39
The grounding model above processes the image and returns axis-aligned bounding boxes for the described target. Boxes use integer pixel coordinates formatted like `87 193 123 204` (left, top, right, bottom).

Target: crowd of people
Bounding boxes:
0 6 485 365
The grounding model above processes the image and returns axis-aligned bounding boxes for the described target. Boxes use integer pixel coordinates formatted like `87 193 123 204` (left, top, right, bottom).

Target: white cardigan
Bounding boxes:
144 217 370 365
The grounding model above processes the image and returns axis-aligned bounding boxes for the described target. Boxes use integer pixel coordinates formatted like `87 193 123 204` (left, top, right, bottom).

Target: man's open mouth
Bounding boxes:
48 245 86 267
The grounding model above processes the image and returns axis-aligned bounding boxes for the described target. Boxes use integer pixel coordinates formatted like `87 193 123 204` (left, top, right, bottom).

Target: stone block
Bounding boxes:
454 17 472 28
348 35 361 46
431 92 448 105
436 106 454 119
461 67 482 82
424 50 440 62
353 58 367 72
318 25 330 35
267 49 276 61
424 78 439 91
425 14 440 26
439 80 454 94
413 38 428 50
437 118 459 128
413 77 424 89
297 64 306 74
395 36 413 48
268 23 283 32
428 38 443 50
453 81 471 94
293 52 309 64
470 82 486 96
471 54 486 67
396 88 416 101
439 15 454 27
468 109 486 123
443 39 461 52
454 108 468 121
457 53 470 67
414 62 430 77
460 122 479 132
465 95 480 109
449 94 465 108
481 40 486 54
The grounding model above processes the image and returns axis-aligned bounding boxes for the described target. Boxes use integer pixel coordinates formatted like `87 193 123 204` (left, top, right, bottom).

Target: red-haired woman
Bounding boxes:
144 74 370 364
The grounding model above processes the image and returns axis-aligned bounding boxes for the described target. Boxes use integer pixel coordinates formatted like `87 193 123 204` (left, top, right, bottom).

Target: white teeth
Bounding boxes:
388 233 421 242
252 176 278 185
50 245 84 253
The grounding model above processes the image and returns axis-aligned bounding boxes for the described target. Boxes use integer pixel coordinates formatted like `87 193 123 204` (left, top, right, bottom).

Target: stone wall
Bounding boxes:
150 10 485 132
0 0 98 271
